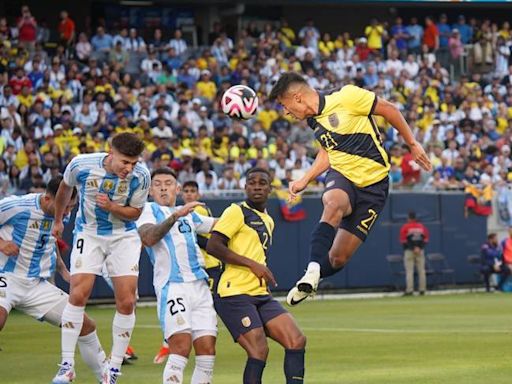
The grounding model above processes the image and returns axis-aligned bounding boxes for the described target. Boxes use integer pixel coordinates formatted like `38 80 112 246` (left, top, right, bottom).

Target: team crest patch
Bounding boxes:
101 180 114 192
241 316 251 328
75 258 82 268
118 181 128 194
176 314 185 326
42 220 52 230
328 113 339 128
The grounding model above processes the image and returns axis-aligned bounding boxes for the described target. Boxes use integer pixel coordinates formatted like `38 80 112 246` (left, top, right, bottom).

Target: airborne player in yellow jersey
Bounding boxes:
269 72 432 305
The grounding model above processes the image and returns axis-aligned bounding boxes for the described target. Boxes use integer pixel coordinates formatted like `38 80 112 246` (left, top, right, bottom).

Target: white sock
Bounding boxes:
78 330 106 381
306 262 320 274
61 303 85 366
192 355 215 384
110 311 136 370
163 354 188 384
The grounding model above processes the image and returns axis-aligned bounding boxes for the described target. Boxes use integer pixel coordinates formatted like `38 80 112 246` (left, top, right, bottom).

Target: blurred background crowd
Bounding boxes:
0 5 511 197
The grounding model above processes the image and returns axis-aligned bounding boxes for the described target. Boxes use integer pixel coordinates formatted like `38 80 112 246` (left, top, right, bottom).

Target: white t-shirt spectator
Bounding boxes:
169 38 187 55
151 125 173 139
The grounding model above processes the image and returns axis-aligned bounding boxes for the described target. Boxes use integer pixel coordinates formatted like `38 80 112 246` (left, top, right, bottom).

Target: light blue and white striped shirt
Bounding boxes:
136 202 215 290
63 153 150 236
0 194 57 279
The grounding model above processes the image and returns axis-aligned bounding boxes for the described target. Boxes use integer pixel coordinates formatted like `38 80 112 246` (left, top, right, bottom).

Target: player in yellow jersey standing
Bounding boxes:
207 168 306 384
269 72 432 305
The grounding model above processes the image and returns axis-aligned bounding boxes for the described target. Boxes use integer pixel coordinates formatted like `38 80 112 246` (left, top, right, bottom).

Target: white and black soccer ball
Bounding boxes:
221 85 259 120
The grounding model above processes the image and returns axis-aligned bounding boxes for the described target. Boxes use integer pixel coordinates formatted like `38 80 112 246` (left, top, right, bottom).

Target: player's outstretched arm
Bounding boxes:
138 201 204 247
207 232 277 287
53 182 74 238
289 147 329 201
373 97 432 172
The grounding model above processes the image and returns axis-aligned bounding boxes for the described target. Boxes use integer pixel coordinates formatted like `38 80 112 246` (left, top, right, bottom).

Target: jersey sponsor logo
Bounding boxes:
62 321 75 329
131 264 139 272
118 331 130 338
86 180 98 188
328 113 339 128
118 181 128 194
241 316 251 327
101 180 115 192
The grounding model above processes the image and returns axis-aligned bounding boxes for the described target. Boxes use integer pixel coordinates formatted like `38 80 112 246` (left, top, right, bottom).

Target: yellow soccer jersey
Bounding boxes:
308 84 390 187
213 201 274 297
194 204 221 269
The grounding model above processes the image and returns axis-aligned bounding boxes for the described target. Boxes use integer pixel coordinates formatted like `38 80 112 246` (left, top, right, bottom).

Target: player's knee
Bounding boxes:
115 296 136 314
69 291 89 307
290 333 306 350
169 337 192 357
80 316 96 336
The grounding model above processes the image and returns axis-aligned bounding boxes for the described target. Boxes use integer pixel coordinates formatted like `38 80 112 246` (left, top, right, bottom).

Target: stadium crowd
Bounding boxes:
0 6 511 197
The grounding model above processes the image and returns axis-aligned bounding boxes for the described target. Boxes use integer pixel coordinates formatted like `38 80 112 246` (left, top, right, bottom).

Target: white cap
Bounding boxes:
502 144 510 153
72 127 82 135
53 124 64 130
181 148 193 157
192 98 202 105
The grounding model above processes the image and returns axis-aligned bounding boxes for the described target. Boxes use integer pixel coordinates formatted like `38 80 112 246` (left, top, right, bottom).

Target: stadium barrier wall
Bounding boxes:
56 193 487 298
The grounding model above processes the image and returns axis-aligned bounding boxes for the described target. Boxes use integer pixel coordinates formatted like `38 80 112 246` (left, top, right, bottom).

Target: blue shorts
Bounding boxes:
214 294 287 341
324 169 389 241
206 265 222 296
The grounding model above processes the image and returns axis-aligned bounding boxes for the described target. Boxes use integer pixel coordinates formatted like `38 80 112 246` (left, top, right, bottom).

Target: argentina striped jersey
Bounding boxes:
63 153 150 235
136 202 215 290
0 194 57 279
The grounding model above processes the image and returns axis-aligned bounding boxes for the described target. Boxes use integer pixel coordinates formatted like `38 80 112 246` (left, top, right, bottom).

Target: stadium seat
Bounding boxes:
426 253 455 288
385 254 405 291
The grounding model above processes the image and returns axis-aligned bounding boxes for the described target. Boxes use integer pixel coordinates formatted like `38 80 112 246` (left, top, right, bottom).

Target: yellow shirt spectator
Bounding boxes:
196 80 217 101
364 24 384 50
257 109 278 131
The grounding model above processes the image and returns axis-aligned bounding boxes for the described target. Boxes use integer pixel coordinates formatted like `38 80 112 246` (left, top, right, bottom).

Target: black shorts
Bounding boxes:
214 294 287 342
324 169 389 241
206 265 222 296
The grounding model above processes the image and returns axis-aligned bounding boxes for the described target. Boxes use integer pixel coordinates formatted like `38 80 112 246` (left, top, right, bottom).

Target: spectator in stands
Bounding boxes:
364 18 385 52
169 29 187 56
58 10 75 48
480 233 502 292
75 33 92 63
423 16 439 52
407 17 423 55
452 15 472 44
17 6 37 51
400 211 429 296
91 26 113 53
125 28 146 53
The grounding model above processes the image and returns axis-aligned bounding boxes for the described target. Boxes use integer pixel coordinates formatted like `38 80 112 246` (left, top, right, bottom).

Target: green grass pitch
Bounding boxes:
1 293 510 383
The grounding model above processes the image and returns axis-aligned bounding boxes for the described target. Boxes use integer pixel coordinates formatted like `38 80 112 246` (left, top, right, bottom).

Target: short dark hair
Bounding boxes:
46 175 77 199
111 132 145 157
182 180 199 190
246 167 271 180
488 233 497 240
408 211 416 220
151 167 177 180
269 72 308 101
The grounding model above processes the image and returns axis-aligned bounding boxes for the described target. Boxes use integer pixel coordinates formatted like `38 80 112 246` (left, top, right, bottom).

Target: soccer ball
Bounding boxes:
221 85 259 120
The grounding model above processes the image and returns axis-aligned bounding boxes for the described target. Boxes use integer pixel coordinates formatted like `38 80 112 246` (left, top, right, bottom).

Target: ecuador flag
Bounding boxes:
275 189 306 222
464 184 493 216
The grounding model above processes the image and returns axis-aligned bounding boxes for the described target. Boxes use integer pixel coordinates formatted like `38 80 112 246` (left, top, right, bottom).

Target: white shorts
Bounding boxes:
70 230 142 277
156 279 217 341
0 272 68 326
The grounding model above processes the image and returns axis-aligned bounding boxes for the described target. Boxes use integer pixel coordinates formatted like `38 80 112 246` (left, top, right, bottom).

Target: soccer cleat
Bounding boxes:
286 269 320 306
153 345 170 364
52 362 76 384
102 367 122 384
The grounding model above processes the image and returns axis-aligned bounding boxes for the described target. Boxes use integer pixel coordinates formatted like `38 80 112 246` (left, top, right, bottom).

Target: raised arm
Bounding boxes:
289 146 329 200
373 97 432 172
138 201 204 247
